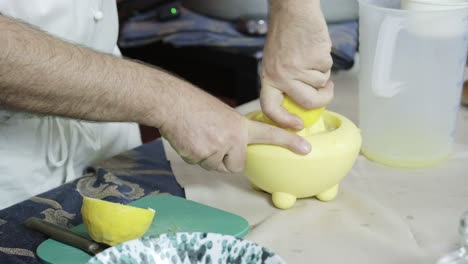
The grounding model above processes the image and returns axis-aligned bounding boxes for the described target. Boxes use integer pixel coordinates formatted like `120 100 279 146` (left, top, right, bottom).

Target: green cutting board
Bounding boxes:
36 195 249 264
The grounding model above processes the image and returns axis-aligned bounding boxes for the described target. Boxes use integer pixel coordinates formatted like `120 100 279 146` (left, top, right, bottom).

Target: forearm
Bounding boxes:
268 0 323 25
267 0 329 50
0 15 192 128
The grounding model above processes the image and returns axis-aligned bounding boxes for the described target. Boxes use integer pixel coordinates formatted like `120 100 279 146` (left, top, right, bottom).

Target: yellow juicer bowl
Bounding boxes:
244 98 362 209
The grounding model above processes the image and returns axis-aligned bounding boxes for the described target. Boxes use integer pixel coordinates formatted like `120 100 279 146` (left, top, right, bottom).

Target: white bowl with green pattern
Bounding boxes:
87 232 285 264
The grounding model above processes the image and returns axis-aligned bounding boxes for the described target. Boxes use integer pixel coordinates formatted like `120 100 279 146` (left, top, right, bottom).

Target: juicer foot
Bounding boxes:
251 183 262 191
272 192 296 209
316 184 339 202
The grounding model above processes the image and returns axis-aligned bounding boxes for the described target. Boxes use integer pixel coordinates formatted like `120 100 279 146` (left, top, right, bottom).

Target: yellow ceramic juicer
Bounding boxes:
244 96 362 209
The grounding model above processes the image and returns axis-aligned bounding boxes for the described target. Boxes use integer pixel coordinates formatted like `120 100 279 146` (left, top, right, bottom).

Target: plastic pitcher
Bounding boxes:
358 0 468 167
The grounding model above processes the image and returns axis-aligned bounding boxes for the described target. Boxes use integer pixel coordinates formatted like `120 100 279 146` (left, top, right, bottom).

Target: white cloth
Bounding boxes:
163 64 468 264
0 0 120 54
0 0 141 209
0 116 140 209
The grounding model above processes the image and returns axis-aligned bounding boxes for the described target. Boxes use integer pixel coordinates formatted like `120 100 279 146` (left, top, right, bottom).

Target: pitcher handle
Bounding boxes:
372 16 405 98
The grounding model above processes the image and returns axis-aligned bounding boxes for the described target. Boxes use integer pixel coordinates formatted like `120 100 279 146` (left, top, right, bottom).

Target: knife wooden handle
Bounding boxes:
24 217 105 255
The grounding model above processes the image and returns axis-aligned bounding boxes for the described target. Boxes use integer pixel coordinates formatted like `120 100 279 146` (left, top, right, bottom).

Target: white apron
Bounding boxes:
0 0 142 209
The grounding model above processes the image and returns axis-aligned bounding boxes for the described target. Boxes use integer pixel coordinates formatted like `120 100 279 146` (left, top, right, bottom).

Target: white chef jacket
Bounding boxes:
0 0 142 209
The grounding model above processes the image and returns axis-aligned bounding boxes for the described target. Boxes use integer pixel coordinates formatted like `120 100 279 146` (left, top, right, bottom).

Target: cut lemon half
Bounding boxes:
81 197 155 246
282 96 325 128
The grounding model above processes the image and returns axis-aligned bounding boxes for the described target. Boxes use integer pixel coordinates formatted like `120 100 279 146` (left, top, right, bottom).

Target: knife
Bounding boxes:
24 217 109 255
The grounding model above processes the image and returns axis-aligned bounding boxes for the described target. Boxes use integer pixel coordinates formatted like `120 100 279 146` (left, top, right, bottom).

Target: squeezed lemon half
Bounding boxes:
81 197 156 246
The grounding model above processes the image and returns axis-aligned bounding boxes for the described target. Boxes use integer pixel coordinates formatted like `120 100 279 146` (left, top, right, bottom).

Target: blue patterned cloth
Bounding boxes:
119 7 358 70
0 139 185 264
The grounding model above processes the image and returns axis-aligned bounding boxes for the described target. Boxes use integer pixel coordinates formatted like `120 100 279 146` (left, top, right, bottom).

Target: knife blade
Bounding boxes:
24 217 109 255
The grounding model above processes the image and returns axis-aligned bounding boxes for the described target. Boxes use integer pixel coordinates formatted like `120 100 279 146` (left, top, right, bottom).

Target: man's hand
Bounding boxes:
261 0 334 130
158 87 311 173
